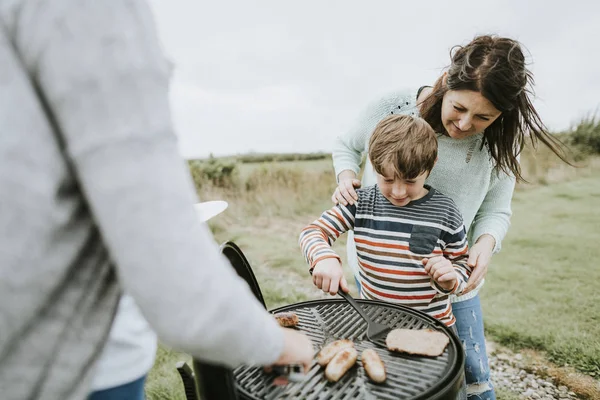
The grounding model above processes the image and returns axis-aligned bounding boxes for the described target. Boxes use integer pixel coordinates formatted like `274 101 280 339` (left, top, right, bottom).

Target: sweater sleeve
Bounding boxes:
22 0 283 367
299 203 356 270
435 214 472 295
332 89 416 182
469 168 516 254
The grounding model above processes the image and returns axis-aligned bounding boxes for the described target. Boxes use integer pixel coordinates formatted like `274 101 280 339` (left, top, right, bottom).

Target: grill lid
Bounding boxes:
234 299 464 400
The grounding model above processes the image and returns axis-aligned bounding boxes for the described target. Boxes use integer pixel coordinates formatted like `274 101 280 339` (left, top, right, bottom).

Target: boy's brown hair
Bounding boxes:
368 115 437 180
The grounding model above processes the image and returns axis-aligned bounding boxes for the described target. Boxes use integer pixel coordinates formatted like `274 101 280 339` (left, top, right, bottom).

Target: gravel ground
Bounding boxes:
488 345 580 400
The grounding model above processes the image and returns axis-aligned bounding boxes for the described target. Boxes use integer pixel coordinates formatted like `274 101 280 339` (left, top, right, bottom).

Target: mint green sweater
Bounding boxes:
332 89 516 302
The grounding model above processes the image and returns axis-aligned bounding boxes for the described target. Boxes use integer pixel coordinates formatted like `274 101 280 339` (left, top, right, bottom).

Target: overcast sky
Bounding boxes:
148 0 599 159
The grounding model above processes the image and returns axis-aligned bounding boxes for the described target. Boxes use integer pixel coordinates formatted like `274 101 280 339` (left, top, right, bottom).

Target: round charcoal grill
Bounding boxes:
233 299 464 400
181 242 464 400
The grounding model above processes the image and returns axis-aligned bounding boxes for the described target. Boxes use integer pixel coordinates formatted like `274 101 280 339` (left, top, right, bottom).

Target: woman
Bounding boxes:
331 35 569 400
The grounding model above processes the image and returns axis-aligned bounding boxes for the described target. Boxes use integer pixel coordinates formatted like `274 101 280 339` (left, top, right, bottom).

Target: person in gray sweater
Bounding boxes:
0 1 313 399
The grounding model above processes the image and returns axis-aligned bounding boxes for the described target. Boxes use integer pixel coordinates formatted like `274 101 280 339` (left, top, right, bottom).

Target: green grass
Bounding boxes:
482 175 600 377
145 347 190 400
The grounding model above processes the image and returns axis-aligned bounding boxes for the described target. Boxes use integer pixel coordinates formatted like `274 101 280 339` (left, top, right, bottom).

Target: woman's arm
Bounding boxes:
463 169 516 293
332 90 417 181
469 169 517 254
332 90 417 206
24 0 285 367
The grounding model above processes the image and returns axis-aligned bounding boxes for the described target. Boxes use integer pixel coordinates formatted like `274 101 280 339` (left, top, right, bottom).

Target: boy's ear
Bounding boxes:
427 158 438 178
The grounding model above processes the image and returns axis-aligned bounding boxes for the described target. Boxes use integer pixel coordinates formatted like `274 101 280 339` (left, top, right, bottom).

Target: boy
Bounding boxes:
299 115 471 327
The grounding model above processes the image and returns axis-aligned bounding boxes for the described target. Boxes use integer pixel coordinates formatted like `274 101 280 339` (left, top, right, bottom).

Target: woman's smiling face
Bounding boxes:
441 89 502 139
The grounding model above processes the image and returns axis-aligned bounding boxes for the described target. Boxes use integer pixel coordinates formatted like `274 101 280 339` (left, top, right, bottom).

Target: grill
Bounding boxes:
179 241 464 400
234 299 463 400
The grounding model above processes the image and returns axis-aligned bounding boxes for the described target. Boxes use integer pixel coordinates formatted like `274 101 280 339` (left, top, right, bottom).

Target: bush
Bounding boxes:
244 165 305 191
188 156 239 190
569 115 600 155
236 152 330 164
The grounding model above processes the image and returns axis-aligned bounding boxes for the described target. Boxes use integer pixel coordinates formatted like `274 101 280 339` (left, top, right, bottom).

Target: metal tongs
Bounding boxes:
271 364 306 383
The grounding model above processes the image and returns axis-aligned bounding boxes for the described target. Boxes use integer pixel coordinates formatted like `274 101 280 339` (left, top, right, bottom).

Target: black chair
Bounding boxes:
176 241 266 400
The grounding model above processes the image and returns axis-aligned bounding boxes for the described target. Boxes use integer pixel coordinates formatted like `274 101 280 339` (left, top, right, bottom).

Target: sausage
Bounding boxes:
361 348 386 383
316 339 354 366
273 312 299 327
324 347 358 382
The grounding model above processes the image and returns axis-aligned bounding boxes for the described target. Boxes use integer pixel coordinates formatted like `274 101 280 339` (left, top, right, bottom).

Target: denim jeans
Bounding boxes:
453 295 496 400
88 375 146 400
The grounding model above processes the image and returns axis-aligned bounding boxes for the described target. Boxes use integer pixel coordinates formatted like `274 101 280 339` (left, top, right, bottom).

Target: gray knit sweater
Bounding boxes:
0 1 282 399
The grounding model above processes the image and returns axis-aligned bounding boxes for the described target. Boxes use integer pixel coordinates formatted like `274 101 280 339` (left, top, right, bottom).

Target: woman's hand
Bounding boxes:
332 170 361 206
463 234 496 294
312 258 348 295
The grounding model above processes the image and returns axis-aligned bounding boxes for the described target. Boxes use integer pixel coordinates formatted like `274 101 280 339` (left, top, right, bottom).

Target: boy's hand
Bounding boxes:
422 257 457 291
312 258 349 295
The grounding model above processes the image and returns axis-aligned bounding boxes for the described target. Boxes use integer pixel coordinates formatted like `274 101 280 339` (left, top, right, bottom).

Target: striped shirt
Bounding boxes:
300 185 471 326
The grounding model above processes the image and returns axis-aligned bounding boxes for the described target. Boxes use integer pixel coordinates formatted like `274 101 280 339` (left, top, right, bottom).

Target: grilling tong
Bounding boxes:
271 364 306 383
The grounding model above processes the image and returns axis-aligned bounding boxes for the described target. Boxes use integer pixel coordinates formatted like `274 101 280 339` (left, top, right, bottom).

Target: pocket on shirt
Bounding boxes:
409 225 442 255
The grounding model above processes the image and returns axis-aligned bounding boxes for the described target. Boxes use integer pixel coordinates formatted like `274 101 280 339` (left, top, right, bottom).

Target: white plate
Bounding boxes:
195 200 228 222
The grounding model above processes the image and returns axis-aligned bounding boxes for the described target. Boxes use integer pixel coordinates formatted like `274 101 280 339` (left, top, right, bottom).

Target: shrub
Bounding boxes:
188 156 239 190
237 152 330 164
244 165 305 191
569 115 600 155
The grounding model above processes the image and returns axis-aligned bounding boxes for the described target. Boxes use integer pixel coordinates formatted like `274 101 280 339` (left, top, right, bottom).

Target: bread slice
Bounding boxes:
385 328 449 357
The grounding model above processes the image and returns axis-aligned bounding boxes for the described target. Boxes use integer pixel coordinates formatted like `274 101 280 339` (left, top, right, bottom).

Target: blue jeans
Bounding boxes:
453 295 496 400
88 376 146 400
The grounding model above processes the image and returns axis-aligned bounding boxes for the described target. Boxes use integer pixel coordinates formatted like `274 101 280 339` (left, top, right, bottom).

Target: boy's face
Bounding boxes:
376 167 429 207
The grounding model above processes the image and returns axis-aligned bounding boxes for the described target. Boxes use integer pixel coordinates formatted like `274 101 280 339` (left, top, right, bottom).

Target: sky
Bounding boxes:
148 0 599 159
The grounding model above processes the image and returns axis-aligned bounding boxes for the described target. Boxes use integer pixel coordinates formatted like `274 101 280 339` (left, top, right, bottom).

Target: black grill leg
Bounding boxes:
176 361 199 400
189 241 264 400
193 361 238 400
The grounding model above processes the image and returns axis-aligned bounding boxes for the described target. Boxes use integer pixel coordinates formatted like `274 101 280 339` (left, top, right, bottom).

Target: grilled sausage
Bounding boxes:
273 312 299 328
361 348 386 383
324 347 358 382
316 339 354 366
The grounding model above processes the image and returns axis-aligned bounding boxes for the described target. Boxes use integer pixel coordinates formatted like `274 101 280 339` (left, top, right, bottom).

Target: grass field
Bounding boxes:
145 153 600 399
482 175 600 378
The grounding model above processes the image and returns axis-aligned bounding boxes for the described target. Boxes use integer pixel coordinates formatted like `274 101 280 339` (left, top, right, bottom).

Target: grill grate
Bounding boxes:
233 299 464 400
